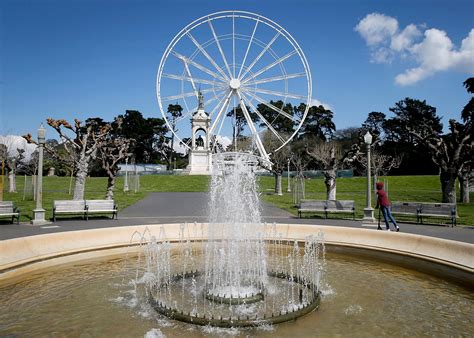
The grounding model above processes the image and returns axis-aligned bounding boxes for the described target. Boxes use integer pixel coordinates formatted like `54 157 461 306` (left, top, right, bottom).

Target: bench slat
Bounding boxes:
85 200 117 220
391 201 457 226
0 201 20 224
298 200 355 220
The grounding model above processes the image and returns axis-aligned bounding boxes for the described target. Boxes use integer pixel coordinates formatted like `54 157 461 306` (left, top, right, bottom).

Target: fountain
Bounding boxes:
142 153 325 327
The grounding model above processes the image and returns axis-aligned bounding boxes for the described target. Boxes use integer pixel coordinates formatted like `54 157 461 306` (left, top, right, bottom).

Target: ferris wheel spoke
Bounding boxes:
240 92 286 144
162 86 226 102
212 103 229 152
186 31 230 82
251 87 307 101
232 14 235 77
175 91 226 124
238 30 282 81
241 50 297 85
208 18 233 78
209 90 234 135
183 62 199 99
237 18 259 79
207 90 230 119
171 51 228 83
236 91 269 160
241 89 297 121
162 73 222 86
243 72 306 86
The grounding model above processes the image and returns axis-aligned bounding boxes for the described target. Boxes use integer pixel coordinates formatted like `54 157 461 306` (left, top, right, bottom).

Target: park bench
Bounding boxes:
418 202 457 227
391 202 420 222
53 200 87 222
298 200 326 218
0 201 20 224
85 199 118 220
325 200 356 220
298 199 355 220
390 201 457 226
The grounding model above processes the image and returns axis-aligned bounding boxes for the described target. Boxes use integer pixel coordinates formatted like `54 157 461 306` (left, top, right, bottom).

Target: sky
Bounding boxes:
1 0 473 142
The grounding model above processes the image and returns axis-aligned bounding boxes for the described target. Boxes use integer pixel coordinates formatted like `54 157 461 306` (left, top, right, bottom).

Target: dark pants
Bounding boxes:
381 206 397 230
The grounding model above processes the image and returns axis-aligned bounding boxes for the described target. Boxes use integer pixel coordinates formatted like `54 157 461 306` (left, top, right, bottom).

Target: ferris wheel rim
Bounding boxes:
156 10 312 157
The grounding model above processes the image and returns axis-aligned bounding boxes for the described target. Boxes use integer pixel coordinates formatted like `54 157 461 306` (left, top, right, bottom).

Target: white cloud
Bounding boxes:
310 99 332 110
390 24 422 52
355 13 474 85
396 28 474 85
355 13 398 46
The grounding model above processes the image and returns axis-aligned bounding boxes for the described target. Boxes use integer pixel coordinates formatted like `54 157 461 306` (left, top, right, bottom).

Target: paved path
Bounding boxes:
1 192 473 244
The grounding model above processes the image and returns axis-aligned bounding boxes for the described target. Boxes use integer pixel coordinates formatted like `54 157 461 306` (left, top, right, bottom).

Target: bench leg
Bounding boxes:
17 213 20 225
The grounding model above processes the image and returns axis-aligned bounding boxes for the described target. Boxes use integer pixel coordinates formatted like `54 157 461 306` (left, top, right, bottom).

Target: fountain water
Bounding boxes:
141 153 325 327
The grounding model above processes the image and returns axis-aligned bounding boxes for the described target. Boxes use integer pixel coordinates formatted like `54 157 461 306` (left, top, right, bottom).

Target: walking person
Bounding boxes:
375 182 399 232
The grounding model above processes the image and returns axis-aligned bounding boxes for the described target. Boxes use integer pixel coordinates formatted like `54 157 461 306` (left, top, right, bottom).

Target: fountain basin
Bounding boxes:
1 224 472 285
0 224 472 336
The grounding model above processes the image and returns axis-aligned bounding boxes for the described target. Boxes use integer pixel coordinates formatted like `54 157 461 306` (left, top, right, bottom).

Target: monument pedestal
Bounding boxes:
188 149 212 175
361 207 377 227
31 208 49 225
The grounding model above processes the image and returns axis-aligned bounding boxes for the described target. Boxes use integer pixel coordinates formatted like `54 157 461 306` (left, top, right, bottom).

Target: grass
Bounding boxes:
258 175 474 226
0 175 210 222
1 174 472 226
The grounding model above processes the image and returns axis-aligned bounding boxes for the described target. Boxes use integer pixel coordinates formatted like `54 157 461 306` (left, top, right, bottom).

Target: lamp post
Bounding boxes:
123 157 129 192
287 157 291 193
362 131 375 225
32 124 47 225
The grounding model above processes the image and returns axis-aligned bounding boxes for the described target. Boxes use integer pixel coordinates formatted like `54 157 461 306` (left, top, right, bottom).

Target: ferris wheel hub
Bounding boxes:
229 78 241 90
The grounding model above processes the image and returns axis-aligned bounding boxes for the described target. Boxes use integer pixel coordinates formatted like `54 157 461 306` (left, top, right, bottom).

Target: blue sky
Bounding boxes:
1 0 473 141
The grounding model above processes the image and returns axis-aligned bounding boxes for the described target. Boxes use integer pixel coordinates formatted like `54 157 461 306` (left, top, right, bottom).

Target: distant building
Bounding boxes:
118 163 167 175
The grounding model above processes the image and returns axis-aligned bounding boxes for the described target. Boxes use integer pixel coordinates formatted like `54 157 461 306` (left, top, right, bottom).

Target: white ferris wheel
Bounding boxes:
157 10 312 162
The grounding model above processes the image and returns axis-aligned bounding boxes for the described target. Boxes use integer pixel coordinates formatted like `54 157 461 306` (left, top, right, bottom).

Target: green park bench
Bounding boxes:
53 200 87 222
53 199 118 221
298 199 355 220
85 199 118 220
391 201 457 227
0 201 21 224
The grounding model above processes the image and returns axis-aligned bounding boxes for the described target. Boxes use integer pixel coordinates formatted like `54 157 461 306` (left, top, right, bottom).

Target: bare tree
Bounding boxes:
355 148 403 179
304 139 365 201
262 132 290 195
25 118 111 200
97 118 134 200
306 141 343 200
406 118 472 203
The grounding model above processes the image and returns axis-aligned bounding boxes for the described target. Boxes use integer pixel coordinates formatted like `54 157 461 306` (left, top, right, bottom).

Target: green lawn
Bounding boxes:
1 174 473 225
258 175 474 226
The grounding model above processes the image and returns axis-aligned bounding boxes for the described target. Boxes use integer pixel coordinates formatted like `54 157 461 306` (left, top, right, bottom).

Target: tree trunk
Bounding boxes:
459 171 470 204
73 157 89 200
169 135 175 171
105 175 115 200
324 170 337 200
440 169 457 203
8 172 16 193
274 172 283 196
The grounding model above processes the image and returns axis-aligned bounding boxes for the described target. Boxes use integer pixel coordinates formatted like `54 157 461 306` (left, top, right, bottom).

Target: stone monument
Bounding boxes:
187 91 212 175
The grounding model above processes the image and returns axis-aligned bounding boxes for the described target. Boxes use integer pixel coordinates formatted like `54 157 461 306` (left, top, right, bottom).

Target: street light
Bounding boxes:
32 124 47 225
362 131 375 225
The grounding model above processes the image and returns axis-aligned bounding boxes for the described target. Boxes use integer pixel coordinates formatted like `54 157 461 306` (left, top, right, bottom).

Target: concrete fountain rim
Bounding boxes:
0 223 472 284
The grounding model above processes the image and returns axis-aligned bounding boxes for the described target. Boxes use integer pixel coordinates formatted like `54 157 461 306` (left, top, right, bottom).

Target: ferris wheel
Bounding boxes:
157 10 312 161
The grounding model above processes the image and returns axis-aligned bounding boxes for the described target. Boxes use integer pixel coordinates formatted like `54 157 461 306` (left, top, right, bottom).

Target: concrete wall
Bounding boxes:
1 224 472 285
